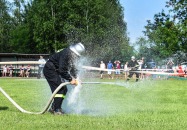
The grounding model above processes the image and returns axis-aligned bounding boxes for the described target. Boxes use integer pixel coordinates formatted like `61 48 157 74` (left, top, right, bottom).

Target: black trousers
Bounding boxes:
127 70 139 81
43 61 67 110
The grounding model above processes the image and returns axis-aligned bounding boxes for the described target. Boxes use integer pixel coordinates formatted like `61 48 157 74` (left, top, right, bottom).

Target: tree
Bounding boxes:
15 0 130 61
144 0 187 58
12 0 25 25
4 0 131 63
0 0 12 52
10 0 35 53
134 37 158 62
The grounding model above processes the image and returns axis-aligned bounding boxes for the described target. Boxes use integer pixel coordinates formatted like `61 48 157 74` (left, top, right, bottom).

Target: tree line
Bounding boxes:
0 0 186 64
131 0 186 65
0 0 133 63
142 0 187 63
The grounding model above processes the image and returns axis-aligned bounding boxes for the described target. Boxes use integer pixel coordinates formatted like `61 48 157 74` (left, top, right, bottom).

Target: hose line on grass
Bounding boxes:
0 82 70 114
0 81 121 114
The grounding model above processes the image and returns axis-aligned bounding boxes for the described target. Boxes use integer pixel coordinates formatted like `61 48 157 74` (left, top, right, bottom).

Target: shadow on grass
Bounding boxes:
0 106 9 111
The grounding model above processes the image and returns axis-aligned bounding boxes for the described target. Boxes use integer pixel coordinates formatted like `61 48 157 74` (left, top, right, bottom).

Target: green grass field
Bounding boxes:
0 78 187 130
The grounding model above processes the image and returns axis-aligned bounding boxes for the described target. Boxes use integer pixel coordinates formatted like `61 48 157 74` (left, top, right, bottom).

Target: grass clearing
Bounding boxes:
0 78 187 130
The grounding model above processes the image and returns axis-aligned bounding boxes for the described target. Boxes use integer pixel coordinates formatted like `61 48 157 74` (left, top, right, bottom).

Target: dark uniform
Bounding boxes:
43 48 78 113
126 59 139 82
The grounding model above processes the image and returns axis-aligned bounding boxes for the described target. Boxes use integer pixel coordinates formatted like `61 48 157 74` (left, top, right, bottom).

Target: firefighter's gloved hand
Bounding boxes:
70 79 79 86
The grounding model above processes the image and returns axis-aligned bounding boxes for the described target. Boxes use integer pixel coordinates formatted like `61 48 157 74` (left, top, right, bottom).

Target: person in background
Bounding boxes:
140 57 146 79
43 42 85 115
2 65 7 77
107 61 114 79
100 61 106 79
124 62 129 79
9 65 14 77
167 59 174 73
114 60 121 79
37 56 46 79
177 64 184 77
26 65 31 78
19 65 25 77
126 56 140 82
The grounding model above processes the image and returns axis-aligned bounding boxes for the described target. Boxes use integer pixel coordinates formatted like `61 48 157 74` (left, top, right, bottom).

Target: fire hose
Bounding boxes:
0 82 116 115
0 82 70 115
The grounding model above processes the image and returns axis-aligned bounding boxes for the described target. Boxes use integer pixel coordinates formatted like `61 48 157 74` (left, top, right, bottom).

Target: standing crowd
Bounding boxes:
99 57 187 81
99 56 146 81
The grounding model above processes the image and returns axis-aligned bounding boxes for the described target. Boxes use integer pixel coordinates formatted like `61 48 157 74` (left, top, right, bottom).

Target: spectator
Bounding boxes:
124 62 129 79
2 65 7 77
137 60 142 70
100 61 106 79
8 65 14 77
114 60 121 79
177 64 184 77
107 61 114 79
26 65 31 78
140 57 146 79
19 65 25 77
167 59 174 72
37 56 46 79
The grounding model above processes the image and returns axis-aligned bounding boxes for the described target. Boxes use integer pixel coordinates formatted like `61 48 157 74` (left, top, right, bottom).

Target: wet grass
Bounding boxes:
0 78 187 130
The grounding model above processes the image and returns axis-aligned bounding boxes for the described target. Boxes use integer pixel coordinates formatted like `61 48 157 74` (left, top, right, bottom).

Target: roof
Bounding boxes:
0 53 50 56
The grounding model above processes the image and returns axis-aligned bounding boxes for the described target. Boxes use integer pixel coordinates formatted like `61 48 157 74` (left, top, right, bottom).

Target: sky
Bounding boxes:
119 0 168 43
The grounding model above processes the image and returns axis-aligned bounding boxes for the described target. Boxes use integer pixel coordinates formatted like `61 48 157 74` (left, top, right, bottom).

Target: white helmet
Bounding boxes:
70 42 85 56
131 56 135 60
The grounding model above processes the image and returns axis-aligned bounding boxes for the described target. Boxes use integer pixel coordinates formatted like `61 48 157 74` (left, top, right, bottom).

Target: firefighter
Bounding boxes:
126 56 139 82
43 43 85 115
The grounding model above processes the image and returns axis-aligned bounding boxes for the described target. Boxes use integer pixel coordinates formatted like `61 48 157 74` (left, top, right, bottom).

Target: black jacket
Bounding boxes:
48 48 78 81
128 60 139 70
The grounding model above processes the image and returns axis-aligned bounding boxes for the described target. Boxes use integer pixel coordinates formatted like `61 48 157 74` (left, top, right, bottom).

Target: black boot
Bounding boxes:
54 109 65 115
51 97 65 115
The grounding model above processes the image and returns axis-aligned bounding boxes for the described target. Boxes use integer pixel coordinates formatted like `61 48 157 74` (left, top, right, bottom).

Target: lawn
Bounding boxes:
0 78 187 130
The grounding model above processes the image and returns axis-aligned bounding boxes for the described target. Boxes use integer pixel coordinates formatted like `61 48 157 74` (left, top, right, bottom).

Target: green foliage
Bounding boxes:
144 0 187 58
0 78 187 129
1 0 130 62
0 0 12 52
